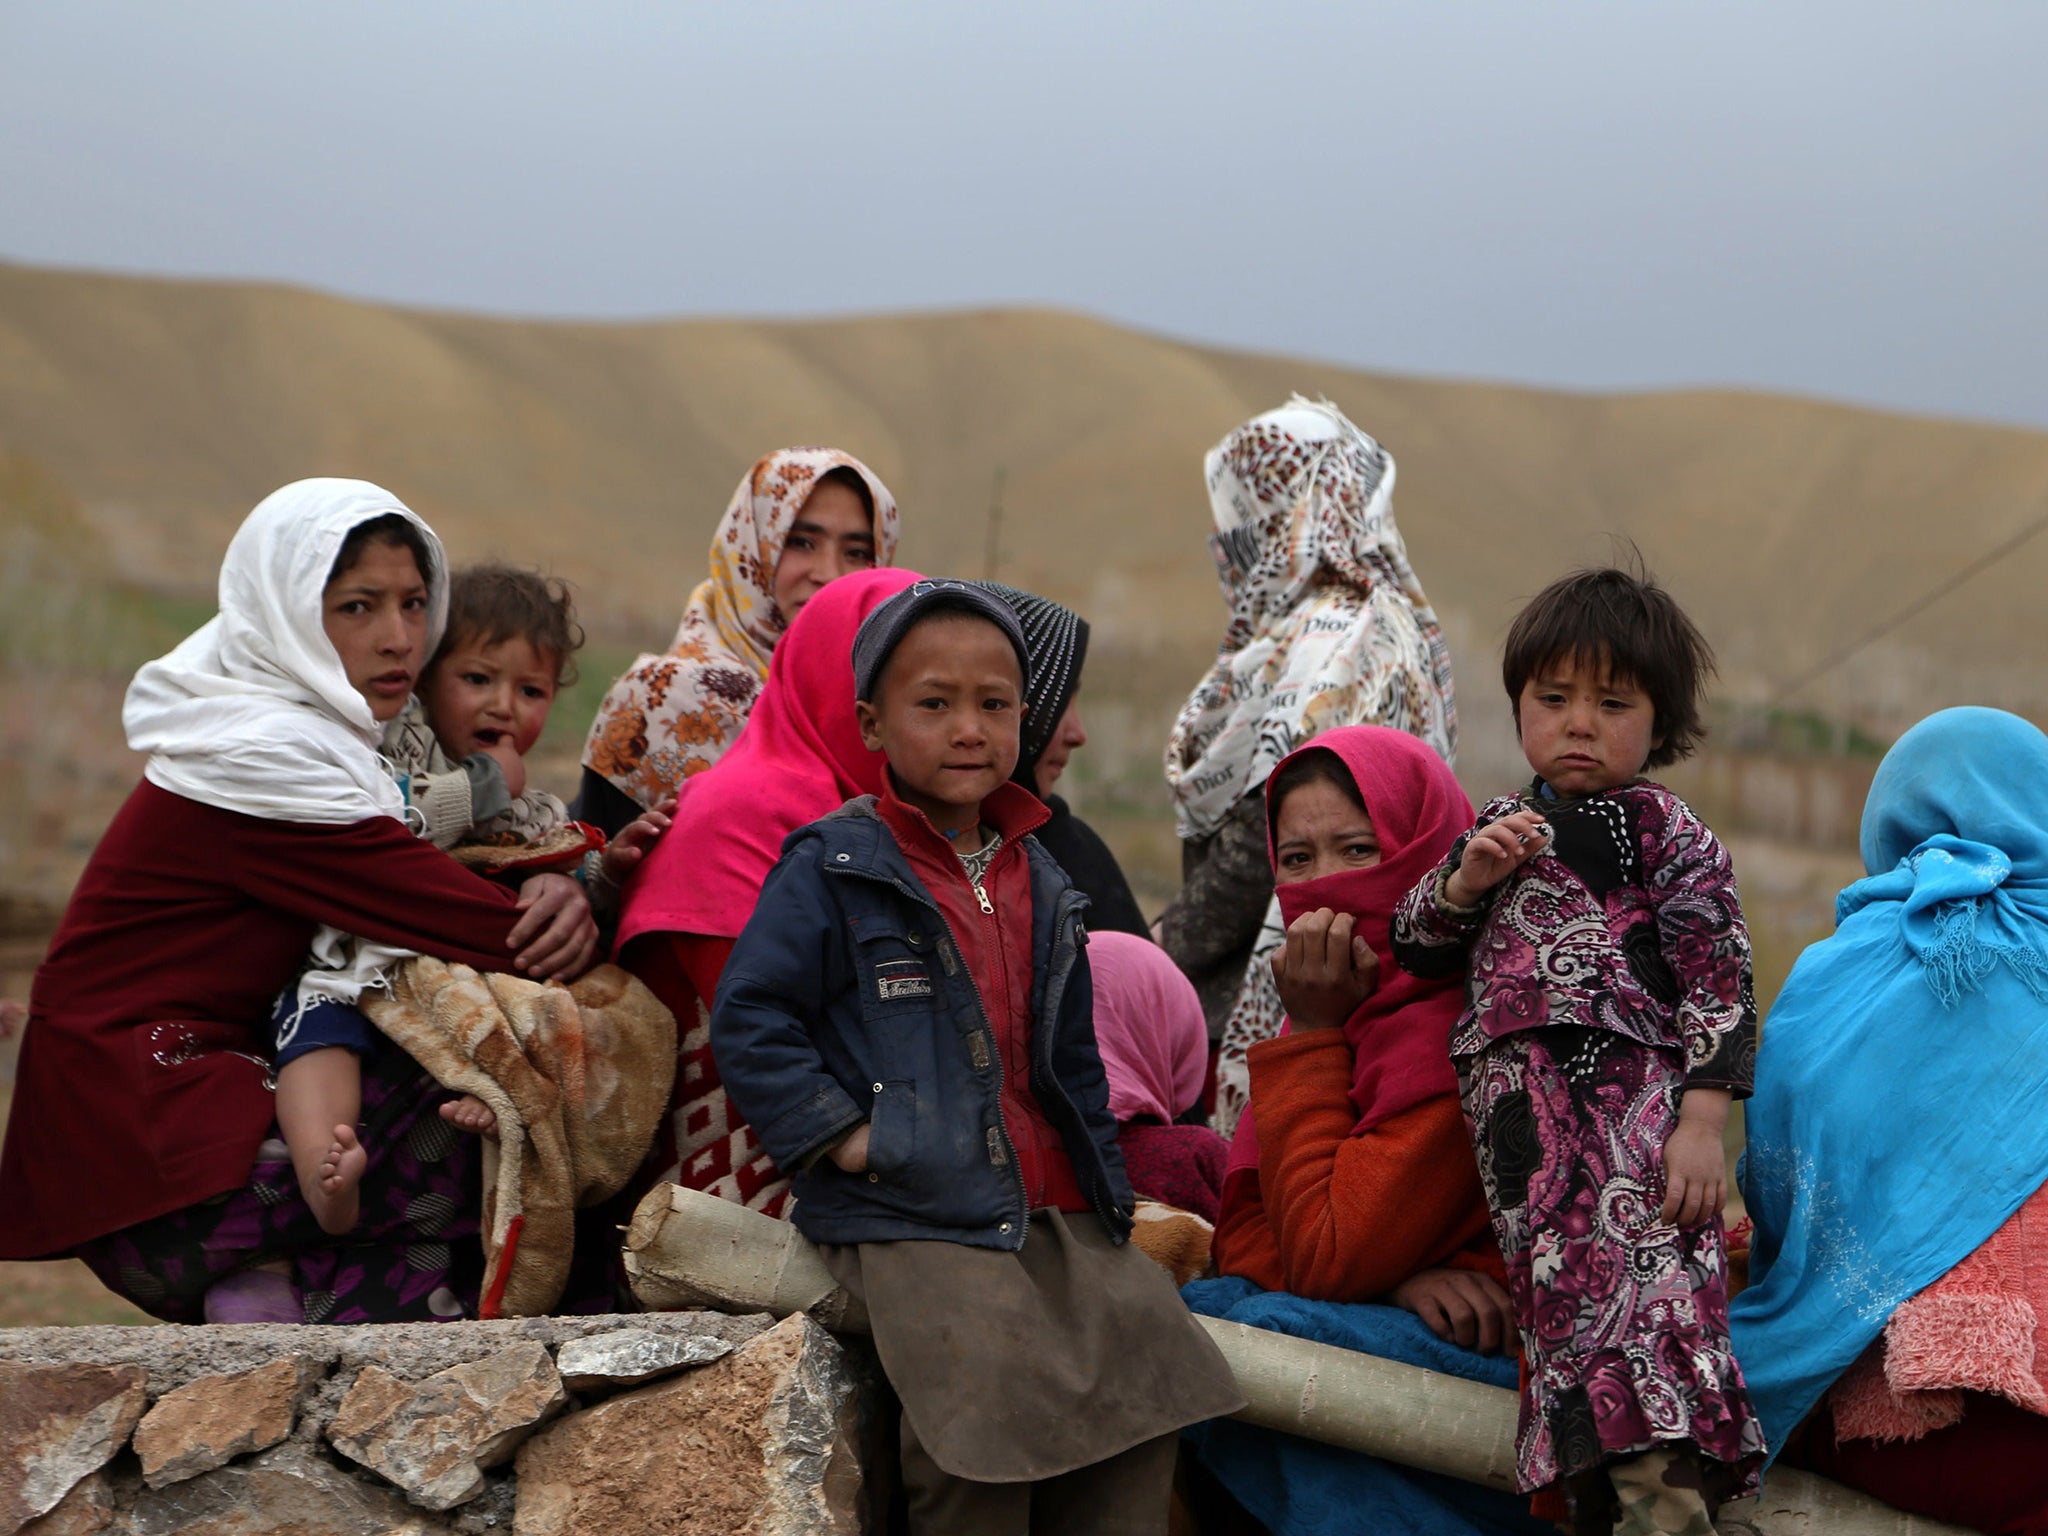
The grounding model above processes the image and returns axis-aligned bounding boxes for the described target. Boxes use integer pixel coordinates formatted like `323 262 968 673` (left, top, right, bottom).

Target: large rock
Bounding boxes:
0 1360 147 1535
514 1312 865 1536
17 1472 116 1536
555 1328 735 1395
125 1442 452 1535
328 1340 567 1511
131 1355 308 1489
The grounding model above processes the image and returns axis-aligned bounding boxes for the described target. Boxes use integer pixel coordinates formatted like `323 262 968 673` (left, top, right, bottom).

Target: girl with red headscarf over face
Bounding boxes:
614 568 922 1217
1213 725 1511 1349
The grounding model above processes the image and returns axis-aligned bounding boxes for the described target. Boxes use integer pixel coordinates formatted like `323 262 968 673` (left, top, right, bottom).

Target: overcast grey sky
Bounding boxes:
4 2 2044 428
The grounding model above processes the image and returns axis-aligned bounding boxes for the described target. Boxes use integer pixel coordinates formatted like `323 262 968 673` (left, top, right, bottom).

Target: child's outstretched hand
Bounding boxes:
1270 908 1378 1031
1444 809 1552 907
1660 1088 1731 1227
601 797 677 885
0 999 24 1041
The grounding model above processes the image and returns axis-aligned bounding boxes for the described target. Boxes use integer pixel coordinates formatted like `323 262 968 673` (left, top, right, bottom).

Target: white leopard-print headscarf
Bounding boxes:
1165 396 1455 840
1164 396 1458 1134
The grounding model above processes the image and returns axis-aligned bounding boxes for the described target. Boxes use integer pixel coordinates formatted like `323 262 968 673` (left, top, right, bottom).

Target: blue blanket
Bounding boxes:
1181 1278 1548 1536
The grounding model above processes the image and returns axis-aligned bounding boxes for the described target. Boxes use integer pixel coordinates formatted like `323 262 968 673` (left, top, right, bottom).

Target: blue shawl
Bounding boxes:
1729 706 2048 1460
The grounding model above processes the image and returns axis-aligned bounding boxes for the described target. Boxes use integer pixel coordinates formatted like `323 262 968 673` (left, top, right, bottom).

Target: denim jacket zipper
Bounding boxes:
827 861 1031 1247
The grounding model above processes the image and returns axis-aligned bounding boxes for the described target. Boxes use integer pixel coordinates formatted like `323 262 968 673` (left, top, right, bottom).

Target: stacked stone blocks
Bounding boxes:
0 1309 870 1536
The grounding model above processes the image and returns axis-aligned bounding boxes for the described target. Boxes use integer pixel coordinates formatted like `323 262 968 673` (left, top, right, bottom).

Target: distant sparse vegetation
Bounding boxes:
0 456 202 891
0 455 206 671
1716 703 1888 760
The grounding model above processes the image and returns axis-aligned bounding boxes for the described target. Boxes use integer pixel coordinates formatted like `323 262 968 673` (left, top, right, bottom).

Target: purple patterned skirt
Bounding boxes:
1458 1027 1764 1499
78 1038 484 1324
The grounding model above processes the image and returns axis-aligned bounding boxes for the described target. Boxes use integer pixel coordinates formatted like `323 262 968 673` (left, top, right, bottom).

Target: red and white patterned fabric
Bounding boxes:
629 935 792 1215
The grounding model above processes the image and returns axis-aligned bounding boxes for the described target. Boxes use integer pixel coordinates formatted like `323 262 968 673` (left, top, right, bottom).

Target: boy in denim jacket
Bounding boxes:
712 580 1239 1535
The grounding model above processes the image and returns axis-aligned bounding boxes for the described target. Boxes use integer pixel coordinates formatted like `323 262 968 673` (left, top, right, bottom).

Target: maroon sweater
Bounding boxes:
0 779 529 1258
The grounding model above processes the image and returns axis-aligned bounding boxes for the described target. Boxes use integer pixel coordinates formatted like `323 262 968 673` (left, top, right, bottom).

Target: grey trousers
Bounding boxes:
900 1417 1181 1536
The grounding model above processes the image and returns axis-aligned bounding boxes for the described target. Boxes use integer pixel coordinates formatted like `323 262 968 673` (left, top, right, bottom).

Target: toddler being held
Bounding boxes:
274 562 669 1239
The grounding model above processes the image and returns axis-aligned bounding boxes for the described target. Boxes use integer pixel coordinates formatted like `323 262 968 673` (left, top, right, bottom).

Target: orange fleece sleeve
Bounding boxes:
1214 1169 1288 1292
1232 1029 1500 1302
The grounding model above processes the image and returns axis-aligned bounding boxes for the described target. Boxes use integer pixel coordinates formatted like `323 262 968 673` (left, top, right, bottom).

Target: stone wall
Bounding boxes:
0 1309 878 1536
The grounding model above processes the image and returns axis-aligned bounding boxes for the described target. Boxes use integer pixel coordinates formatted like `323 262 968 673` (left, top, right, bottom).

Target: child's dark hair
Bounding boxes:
1502 563 1714 768
1265 747 1367 844
328 513 437 590
432 563 584 687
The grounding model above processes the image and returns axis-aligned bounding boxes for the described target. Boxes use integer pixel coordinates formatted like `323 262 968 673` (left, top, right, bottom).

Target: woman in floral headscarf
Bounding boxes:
1158 396 1456 1136
572 448 900 835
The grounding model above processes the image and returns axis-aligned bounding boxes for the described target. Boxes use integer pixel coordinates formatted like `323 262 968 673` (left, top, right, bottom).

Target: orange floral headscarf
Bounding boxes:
580 448 900 808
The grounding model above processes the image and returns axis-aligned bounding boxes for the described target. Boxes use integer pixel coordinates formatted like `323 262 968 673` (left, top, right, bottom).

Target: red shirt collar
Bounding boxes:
876 773 1050 859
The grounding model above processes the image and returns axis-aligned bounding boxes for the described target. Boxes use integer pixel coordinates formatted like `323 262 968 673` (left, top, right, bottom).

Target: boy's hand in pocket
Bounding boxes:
828 1124 872 1173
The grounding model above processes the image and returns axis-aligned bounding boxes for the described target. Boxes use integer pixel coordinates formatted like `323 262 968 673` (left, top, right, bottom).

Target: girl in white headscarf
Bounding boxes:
1158 397 1457 1136
0 480 594 1325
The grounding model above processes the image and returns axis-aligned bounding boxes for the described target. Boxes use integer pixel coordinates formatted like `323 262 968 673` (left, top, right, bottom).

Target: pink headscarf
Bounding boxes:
1088 932 1208 1124
1222 725 1473 1194
616 567 923 947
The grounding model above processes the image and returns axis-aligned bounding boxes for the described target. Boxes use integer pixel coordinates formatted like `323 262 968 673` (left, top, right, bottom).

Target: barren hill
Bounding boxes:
5 256 2048 805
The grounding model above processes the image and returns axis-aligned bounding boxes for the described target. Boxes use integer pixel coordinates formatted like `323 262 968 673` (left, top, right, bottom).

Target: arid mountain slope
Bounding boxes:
4 257 2046 795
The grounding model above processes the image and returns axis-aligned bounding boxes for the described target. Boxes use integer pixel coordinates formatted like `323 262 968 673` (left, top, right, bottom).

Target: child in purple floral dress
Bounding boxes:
1392 566 1763 1535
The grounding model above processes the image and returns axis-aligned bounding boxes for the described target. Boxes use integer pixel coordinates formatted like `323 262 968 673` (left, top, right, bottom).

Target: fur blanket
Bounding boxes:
364 957 677 1318
1129 1199 1216 1288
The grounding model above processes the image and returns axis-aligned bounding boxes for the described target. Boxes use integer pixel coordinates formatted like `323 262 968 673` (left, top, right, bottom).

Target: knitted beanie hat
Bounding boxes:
851 578 1031 702
976 581 1090 786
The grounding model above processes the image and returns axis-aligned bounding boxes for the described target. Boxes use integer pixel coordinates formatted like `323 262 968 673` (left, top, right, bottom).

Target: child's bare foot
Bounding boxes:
307 1124 365 1235
440 1094 498 1136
